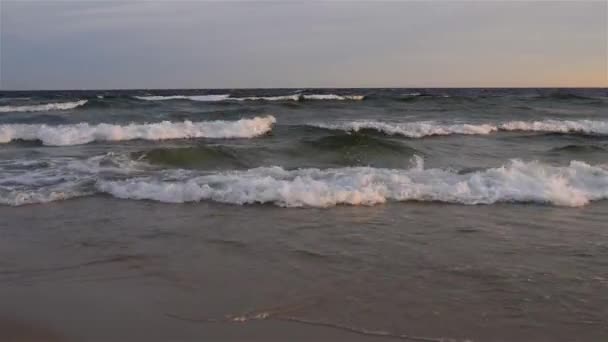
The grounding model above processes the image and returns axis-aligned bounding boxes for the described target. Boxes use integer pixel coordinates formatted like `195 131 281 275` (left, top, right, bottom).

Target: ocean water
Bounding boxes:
1 88 607 341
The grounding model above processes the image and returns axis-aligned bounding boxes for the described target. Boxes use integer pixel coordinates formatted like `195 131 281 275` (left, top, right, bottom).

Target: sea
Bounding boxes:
0 88 607 341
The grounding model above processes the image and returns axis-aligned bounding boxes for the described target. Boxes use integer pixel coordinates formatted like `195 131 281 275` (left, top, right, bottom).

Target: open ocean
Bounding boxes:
1 88 607 341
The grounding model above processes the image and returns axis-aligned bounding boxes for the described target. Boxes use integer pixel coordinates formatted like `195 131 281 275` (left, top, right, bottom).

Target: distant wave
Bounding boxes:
304 133 412 153
231 95 301 101
136 145 250 170
233 94 365 101
133 94 365 102
302 94 365 101
97 158 608 207
535 93 601 101
549 144 607 153
309 121 497 138
136 133 417 170
0 116 275 146
134 95 231 102
308 119 608 138
499 120 608 135
0 100 88 113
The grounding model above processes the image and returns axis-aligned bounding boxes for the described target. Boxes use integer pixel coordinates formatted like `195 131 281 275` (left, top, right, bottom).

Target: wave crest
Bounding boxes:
97 159 608 207
499 120 608 135
232 94 365 101
309 119 608 138
0 116 276 146
0 100 88 113
133 94 365 102
135 146 250 170
134 95 231 102
309 121 497 138
0 153 141 206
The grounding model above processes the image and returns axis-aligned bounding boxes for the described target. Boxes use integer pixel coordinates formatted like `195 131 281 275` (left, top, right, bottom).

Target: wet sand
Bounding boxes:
0 317 66 342
1 197 607 341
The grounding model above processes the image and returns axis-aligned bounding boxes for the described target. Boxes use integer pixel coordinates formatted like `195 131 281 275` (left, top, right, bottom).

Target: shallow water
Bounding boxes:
1 198 607 341
0 88 607 340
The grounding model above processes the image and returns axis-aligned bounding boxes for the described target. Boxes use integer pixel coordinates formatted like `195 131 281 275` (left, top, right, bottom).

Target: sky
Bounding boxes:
0 1 606 90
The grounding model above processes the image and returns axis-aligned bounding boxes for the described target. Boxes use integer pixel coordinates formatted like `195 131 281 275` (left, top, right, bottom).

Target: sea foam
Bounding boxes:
0 116 276 146
231 94 365 101
0 153 145 206
0 100 88 113
310 120 497 138
499 120 608 135
134 95 231 102
309 119 608 137
97 158 608 207
134 94 365 102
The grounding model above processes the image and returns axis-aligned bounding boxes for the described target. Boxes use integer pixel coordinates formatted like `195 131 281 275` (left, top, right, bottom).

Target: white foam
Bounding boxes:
97 159 608 207
0 188 92 206
239 94 364 101
309 119 608 138
135 94 365 102
0 153 143 206
310 120 497 137
135 95 231 101
231 95 302 101
301 94 365 101
0 100 88 113
499 120 608 135
0 116 276 146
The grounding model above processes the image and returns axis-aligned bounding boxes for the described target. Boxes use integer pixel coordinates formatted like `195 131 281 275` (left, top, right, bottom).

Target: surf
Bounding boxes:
0 100 88 113
96 158 608 208
307 119 608 138
0 115 276 146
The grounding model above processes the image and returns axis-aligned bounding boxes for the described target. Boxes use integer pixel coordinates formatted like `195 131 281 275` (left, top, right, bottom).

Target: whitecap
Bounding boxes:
134 95 231 102
0 100 88 113
134 94 365 102
499 120 608 135
308 119 608 138
230 95 302 101
97 159 608 207
0 153 143 206
309 120 497 137
0 115 276 146
301 94 365 101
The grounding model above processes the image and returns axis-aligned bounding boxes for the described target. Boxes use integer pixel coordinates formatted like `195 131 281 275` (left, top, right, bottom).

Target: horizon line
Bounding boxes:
1 86 607 92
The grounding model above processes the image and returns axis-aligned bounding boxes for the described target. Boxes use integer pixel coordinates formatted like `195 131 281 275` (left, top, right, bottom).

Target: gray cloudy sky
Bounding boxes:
0 1 606 89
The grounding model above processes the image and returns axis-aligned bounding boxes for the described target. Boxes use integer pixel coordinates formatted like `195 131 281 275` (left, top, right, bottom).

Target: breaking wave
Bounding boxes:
134 95 231 102
0 153 143 206
4 154 608 207
0 116 276 146
308 119 608 138
97 158 608 207
309 121 497 138
231 95 302 101
499 120 608 135
231 94 365 101
0 100 88 113
302 94 365 101
133 94 365 102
